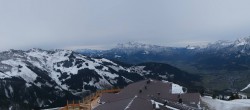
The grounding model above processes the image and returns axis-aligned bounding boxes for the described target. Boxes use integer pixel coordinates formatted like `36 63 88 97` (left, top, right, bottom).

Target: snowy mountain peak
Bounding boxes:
201 36 250 53
186 45 200 50
111 42 173 55
234 36 250 46
116 42 162 49
208 40 233 47
28 48 46 52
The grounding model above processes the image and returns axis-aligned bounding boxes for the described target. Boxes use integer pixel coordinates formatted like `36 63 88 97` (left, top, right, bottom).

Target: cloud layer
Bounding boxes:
1 0 250 50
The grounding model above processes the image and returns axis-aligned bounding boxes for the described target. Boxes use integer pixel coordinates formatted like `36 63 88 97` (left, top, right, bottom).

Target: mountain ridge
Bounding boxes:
76 36 250 93
0 48 201 109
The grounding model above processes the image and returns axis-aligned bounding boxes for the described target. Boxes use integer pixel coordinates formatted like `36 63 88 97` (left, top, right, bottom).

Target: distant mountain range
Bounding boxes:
2 37 250 109
76 36 250 94
76 36 250 66
0 49 201 109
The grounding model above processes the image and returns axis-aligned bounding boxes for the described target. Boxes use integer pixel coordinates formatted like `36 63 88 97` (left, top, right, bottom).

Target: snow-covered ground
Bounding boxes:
201 96 250 110
171 83 184 94
162 80 184 94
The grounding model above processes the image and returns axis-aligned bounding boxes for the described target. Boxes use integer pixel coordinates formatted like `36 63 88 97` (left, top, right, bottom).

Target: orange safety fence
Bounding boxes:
60 88 121 110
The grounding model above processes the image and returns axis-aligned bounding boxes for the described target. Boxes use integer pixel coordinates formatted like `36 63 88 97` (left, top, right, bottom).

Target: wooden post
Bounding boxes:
90 102 91 110
67 100 69 110
73 100 74 110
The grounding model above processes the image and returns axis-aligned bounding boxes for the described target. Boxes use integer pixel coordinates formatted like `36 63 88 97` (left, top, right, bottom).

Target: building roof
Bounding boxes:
94 80 201 110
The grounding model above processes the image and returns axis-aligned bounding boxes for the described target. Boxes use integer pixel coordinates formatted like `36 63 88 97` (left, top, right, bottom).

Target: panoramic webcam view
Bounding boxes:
1 0 250 110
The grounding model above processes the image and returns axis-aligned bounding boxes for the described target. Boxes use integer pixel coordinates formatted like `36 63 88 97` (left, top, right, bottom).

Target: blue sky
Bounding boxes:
1 0 250 50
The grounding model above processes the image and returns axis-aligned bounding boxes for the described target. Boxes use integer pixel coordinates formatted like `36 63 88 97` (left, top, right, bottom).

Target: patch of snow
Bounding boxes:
45 82 53 88
100 58 118 66
36 82 42 88
36 98 44 107
214 40 233 46
159 75 167 79
9 106 12 110
186 45 196 50
122 76 133 83
235 38 248 46
128 66 147 76
8 85 13 96
5 88 9 98
232 99 250 105
108 65 120 72
241 84 250 91
201 96 250 110
114 55 121 58
162 80 168 83
0 72 9 79
1 59 38 83
171 83 184 94
143 51 149 54
99 70 119 79
236 42 247 46
102 66 109 71
26 83 32 87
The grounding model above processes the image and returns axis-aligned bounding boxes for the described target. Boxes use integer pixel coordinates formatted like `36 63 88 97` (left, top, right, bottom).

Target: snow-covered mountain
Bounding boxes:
0 48 200 109
78 36 250 70
206 40 233 50
0 49 127 109
78 36 250 56
115 41 168 52
77 36 250 95
204 36 250 53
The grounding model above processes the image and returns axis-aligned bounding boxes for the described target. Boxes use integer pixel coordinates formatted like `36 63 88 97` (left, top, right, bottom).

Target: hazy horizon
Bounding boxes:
1 0 250 51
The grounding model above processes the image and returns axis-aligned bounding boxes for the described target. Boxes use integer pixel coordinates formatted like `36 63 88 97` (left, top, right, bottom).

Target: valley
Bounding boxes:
77 37 250 94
